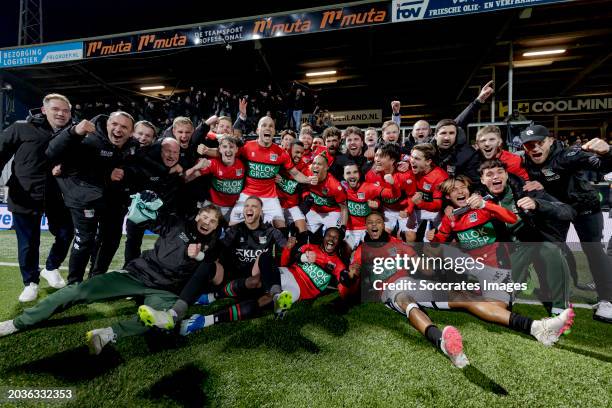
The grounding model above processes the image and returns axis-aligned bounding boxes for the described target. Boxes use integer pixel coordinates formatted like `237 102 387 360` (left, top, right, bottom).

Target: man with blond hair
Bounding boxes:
0 94 75 302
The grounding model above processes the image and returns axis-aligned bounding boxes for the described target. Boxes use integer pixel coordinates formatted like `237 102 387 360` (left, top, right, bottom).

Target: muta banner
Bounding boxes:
82 2 390 59
0 0 572 66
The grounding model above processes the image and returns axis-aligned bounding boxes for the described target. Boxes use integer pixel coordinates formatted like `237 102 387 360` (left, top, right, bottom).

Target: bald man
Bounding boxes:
123 137 184 265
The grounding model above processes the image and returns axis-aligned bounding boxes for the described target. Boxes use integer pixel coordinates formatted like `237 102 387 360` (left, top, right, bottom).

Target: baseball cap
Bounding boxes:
520 125 550 144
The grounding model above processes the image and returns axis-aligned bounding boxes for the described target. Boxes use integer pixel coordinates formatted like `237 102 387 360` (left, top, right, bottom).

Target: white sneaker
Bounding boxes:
0 320 18 337
18 283 38 302
593 301 612 323
41 268 66 289
531 307 575 346
86 327 116 355
440 326 469 368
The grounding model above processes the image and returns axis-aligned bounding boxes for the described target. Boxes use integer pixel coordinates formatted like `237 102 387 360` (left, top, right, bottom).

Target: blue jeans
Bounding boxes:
12 211 73 285
293 110 303 132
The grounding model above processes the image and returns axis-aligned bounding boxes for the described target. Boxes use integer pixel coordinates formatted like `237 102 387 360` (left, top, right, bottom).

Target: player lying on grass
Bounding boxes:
0 206 224 355
138 196 294 334
138 227 348 335
344 211 575 368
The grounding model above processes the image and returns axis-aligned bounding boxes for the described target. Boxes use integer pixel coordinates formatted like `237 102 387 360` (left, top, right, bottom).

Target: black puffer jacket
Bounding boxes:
126 214 220 293
523 141 612 215
0 113 69 214
432 127 480 182
46 115 139 209
487 173 576 242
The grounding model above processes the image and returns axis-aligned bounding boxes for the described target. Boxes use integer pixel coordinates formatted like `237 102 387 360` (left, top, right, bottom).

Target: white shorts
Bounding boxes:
279 267 301 303
306 210 341 233
345 229 366 249
384 209 409 232
432 244 512 303
284 206 305 224
200 200 232 222
380 276 450 314
230 193 284 224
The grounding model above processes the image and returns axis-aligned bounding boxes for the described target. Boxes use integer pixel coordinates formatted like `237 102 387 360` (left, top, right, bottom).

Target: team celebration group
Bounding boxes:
0 81 610 368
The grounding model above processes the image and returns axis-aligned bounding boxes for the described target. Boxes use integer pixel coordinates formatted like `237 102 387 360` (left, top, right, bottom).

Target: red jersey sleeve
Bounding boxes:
418 170 447 212
199 158 217 176
483 201 518 224
502 150 529 181
280 149 294 171
432 215 453 242
330 178 347 204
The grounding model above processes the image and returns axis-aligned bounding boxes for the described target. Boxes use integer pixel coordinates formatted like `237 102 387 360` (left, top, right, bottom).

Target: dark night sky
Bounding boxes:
0 0 340 48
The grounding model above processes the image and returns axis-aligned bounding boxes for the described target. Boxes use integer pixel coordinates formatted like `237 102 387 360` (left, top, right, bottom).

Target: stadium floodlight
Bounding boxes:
514 59 554 68
140 85 166 91
522 48 566 57
305 70 337 77
307 78 337 85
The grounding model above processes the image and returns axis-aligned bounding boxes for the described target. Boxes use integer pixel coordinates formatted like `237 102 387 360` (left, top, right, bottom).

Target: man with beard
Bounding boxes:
299 126 315 165
123 138 184 265
330 126 371 181
520 124 612 323
432 118 481 183
317 126 342 168
476 125 528 180
276 140 308 238
206 116 314 228
0 94 74 301
186 135 244 222
479 159 575 315
46 111 139 284
342 162 399 249
0 206 224 355
179 197 291 334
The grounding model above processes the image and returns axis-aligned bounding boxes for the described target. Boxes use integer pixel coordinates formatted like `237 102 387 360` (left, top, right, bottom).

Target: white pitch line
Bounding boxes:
0 262 68 270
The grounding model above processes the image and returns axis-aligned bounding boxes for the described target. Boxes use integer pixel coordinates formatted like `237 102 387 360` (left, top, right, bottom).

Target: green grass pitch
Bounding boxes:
0 231 610 407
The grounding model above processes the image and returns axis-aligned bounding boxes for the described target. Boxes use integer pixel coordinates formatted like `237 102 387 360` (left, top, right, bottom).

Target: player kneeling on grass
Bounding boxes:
140 196 293 335
0 206 223 355
347 212 575 368
139 227 349 335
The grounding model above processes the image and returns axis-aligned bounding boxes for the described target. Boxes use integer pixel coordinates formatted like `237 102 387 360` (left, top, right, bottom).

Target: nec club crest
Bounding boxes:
270 154 278 161
322 187 329 195
236 169 243 176
423 183 431 191
469 212 478 223
357 192 365 200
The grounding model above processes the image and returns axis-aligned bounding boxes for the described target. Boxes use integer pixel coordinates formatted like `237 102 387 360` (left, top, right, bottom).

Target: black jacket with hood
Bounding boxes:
0 112 69 214
126 213 220 293
46 114 139 210
523 141 612 216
